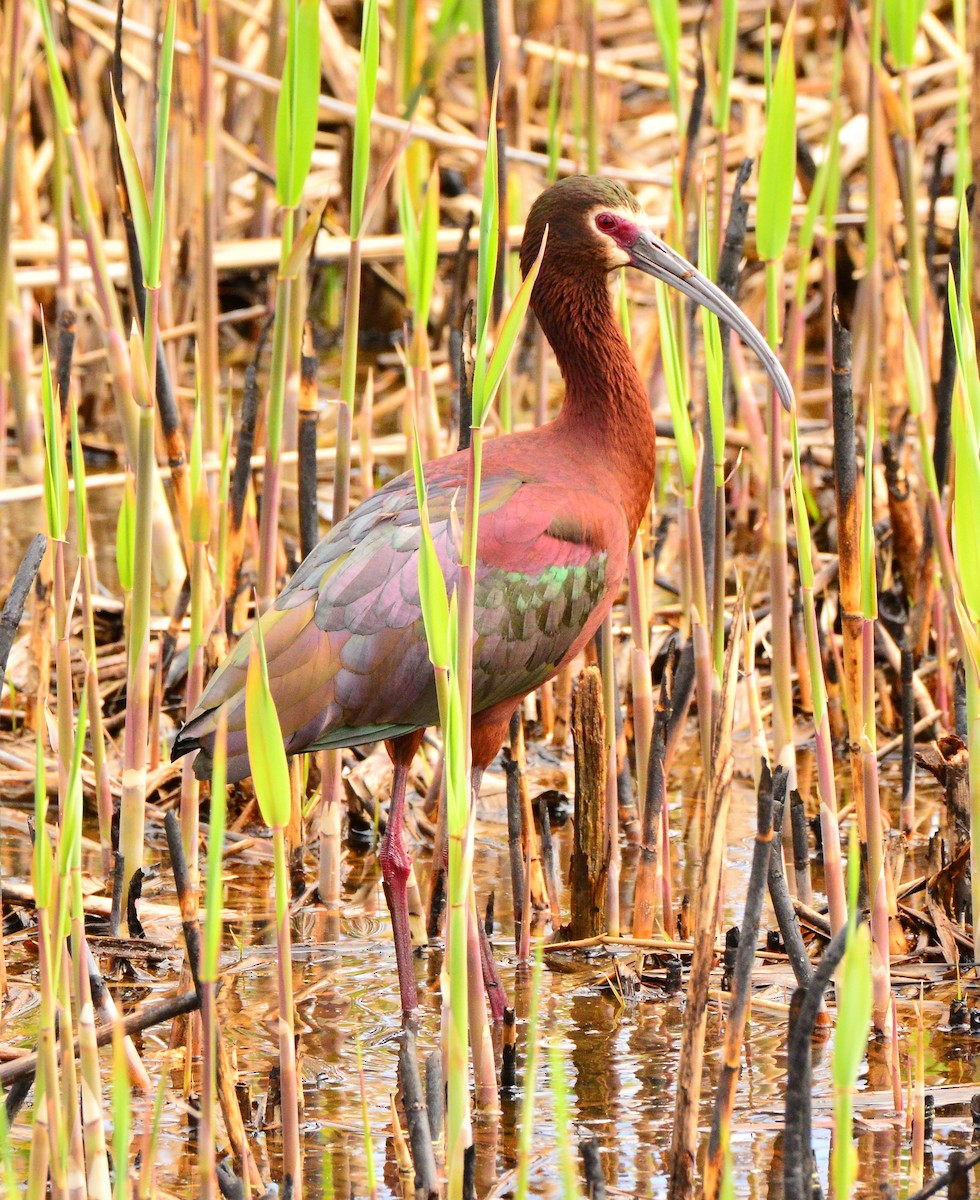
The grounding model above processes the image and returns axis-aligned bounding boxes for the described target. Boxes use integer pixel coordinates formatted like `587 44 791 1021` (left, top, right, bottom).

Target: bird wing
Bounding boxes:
173 458 623 781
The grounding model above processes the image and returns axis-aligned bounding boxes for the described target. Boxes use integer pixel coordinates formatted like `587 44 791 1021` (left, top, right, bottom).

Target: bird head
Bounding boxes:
520 175 794 412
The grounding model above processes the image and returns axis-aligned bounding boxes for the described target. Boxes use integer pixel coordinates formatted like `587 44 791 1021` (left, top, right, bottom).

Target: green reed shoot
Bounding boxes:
647 0 681 124
548 1045 580 1200
31 730 65 1195
953 0 970 200
831 826 873 1199
755 3 796 774
333 0 379 525
947 258 980 962
69 395 113 874
257 0 321 605
40 325 72 806
883 0 927 329
112 1021 131 1200
698 196 726 677
514 943 545 1200
245 615 301 1193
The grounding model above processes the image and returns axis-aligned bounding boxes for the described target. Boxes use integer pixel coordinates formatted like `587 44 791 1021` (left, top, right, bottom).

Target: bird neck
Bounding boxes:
535 268 656 535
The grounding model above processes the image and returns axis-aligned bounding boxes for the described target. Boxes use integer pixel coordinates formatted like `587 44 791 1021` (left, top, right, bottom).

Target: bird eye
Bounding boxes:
596 212 617 233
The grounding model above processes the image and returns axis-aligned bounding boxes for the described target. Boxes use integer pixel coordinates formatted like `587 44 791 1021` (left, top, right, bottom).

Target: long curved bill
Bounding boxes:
628 227 795 413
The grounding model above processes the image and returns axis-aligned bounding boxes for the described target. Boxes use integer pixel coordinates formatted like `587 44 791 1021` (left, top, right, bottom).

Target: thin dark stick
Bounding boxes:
789 789 812 906
767 770 814 989
230 362 261 537
901 643 915 832
0 534 46 687
783 922 857 1200
55 308 76 416
705 762 774 1197
399 1026 438 1199
924 144 945 292
0 989 199 1088
499 1007 517 1090
505 715 525 944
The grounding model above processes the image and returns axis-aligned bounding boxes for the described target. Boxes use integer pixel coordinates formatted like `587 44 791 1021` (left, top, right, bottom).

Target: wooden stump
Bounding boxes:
569 665 607 940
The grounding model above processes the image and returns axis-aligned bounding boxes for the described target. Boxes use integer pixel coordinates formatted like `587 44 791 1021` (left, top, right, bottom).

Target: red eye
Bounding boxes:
596 212 617 233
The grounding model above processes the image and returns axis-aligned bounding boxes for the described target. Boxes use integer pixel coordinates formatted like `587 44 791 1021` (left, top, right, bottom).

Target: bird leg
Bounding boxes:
381 743 422 1016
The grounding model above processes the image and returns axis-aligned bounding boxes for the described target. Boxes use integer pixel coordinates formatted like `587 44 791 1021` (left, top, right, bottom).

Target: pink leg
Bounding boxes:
380 757 419 1016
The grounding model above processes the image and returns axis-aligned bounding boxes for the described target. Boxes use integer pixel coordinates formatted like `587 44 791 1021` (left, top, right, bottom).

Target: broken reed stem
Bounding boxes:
298 320 320 561
767 775 815 991
633 639 679 940
225 362 260 620
599 616 620 934
668 605 742 1200
256 208 296 610
704 762 774 1200
783 922 853 1200
568 665 607 940
902 643 916 833
399 1026 438 1200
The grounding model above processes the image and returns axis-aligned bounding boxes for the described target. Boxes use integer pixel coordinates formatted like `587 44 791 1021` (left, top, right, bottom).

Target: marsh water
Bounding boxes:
3 650 980 1199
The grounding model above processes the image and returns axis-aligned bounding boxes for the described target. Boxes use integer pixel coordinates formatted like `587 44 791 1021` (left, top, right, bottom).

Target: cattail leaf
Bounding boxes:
69 397 88 558
349 0 379 235
698 198 724 469
33 732 52 910
883 0 925 70
860 390 877 621
36 0 76 135
111 88 152 281
57 686 88 880
714 0 737 133
245 616 292 830
756 5 797 262
146 0 177 288
830 919 871 1200
40 324 68 542
479 227 549 426
281 192 330 278
412 431 451 670
952 393 980 623
473 75 501 413
790 415 813 589
655 279 696 491
117 472 136 593
647 0 681 120
275 0 322 210
190 395 210 545
397 165 420 308
416 167 440 333
833 922 873 1089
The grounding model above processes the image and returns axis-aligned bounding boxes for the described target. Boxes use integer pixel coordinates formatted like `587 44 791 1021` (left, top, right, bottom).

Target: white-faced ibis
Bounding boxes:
173 175 793 1014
